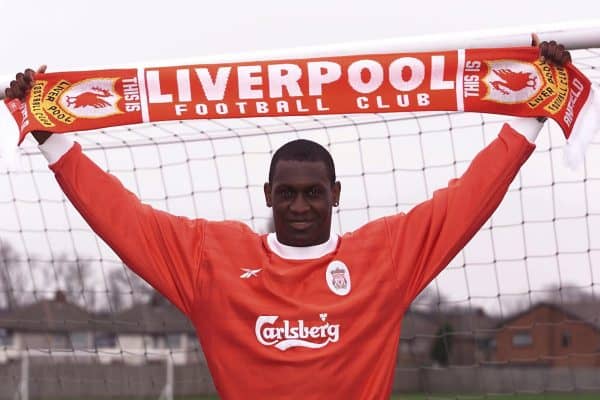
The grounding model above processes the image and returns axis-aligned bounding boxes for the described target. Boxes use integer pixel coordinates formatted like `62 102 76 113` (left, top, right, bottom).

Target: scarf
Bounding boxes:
4 46 598 165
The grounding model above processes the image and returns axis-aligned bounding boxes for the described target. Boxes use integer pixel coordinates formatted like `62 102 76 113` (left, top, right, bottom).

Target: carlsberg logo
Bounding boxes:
255 315 340 351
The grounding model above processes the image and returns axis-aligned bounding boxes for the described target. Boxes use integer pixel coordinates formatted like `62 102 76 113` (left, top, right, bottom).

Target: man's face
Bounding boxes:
264 160 341 247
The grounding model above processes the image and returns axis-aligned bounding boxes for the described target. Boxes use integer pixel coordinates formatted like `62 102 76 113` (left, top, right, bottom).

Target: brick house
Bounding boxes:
492 302 600 367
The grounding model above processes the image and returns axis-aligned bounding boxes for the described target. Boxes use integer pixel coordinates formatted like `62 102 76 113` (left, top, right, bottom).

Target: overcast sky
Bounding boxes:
0 0 598 75
1 1 600 316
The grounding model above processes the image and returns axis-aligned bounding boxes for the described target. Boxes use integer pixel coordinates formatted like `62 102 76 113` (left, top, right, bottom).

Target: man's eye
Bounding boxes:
307 188 321 197
279 189 294 199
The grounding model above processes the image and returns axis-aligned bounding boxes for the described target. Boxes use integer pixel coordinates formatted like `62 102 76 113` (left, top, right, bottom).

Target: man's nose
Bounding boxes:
290 193 310 213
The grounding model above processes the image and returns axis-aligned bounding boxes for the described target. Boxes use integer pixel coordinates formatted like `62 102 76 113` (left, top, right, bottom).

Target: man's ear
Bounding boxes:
332 181 341 206
264 182 273 207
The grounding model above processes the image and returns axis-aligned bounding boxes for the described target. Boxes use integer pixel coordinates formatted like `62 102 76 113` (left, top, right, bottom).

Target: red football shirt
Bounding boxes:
50 124 534 399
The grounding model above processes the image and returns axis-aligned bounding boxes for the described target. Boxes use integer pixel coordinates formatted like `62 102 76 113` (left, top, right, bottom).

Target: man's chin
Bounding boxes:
279 228 326 247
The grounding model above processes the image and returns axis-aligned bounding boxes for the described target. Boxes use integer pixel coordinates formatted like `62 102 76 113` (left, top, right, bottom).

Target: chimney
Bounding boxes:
54 290 67 303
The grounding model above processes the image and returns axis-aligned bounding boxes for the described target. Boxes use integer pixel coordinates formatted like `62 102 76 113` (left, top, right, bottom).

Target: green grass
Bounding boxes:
392 395 600 400
62 394 600 400
167 395 600 400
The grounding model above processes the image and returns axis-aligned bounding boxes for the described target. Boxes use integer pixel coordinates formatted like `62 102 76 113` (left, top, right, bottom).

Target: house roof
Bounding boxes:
496 302 600 331
435 308 499 334
0 293 194 334
95 300 194 334
402 307 499 339
559 301 600 329
0 297 93 332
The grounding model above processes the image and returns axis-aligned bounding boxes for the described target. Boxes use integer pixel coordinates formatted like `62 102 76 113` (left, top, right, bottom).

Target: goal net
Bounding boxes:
1 25 600 399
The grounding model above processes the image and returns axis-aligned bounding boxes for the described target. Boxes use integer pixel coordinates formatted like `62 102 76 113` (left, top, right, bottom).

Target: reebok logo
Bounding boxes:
240 268 262 279
255 314 340 351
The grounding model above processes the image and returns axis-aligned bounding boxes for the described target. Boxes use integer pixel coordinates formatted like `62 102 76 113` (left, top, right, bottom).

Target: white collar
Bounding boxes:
266 233 338 260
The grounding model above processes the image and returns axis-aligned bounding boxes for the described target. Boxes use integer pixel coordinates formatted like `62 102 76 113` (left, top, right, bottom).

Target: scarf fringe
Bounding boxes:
564 87 600 169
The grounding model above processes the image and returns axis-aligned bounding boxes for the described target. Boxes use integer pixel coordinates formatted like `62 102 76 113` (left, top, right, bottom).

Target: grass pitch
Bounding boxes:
166 394 600 399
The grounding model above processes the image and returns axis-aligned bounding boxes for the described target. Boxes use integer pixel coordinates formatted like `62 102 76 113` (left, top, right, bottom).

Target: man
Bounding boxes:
5 41 570 399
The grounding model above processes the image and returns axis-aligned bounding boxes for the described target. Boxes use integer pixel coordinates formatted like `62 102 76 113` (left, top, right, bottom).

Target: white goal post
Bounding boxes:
14 352 28 400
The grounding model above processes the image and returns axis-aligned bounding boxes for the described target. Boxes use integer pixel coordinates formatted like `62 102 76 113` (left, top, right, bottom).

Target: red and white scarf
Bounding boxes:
3 46 599 165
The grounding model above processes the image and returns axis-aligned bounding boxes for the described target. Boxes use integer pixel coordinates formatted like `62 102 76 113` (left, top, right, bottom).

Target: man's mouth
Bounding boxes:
288 221 314 230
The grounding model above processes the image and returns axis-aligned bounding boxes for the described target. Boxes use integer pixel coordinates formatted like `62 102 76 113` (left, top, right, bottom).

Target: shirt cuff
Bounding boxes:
506 117 544 143
39 134 75 165
0 76 11 100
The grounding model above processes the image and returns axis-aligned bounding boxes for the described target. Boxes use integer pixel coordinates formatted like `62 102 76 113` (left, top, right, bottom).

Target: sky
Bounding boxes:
0 0 598 75
1 1 600 316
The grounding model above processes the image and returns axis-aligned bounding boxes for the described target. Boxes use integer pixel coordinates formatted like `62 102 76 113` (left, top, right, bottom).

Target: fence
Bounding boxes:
3 361 600 399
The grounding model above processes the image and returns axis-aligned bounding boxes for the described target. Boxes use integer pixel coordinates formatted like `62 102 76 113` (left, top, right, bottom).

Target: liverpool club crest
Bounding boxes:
59 78 123 118
331 267 347 290
483 60 543 104
326 260 351 296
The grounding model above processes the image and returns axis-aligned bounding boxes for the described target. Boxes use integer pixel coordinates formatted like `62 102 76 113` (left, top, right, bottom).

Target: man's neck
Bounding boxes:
267 233 338 260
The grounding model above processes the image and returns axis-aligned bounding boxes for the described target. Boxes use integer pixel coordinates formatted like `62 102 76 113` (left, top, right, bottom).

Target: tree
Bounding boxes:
107 267 154 312
430 322 454 367
411 286 448 311
50 254 95 309
541 283 597 303
0 240 24 309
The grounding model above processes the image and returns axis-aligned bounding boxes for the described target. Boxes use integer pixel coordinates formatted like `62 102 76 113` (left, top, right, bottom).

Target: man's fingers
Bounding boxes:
3 66 48 101
539 41 549 63
24 69 35 84
560 51 572 66
15 73 24 86
538 40 571 67
9 79 27 101
541 41 556 59
553 44 566 66
9 81 21 100
551 44 562 62
15 73 29 92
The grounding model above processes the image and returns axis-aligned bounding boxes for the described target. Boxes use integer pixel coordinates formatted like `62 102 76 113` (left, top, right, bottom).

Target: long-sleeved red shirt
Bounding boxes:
48 123 534 399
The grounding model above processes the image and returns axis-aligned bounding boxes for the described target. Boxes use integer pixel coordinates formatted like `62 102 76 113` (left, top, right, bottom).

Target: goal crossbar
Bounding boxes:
1 20 600 98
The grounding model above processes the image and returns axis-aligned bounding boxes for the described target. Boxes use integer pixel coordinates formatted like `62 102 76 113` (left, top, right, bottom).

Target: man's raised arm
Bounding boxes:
4 68 204 317
386 41 572 307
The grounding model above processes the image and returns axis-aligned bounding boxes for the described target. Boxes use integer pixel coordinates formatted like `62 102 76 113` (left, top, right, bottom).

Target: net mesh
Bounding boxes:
0 47 599 398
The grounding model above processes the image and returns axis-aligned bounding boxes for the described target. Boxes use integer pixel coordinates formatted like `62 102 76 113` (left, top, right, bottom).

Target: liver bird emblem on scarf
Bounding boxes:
490 69 538 95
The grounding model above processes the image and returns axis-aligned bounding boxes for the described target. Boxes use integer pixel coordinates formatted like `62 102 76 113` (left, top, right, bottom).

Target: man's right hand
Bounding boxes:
5 65 46 101
4 65 52 144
